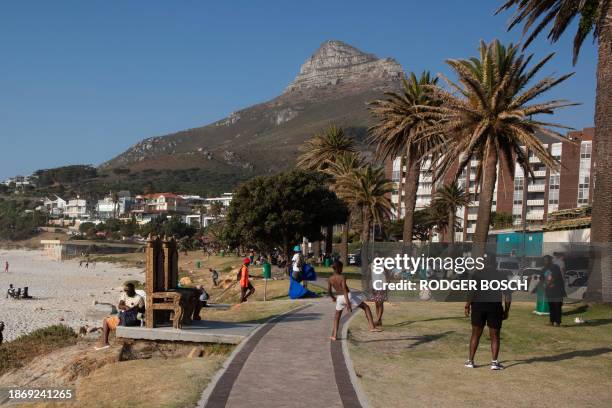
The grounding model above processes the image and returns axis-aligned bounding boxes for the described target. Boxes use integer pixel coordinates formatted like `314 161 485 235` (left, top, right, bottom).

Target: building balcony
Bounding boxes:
527 184 545 192
532 170 547 178
466 227 476 234
467 214 478 221
527 199 545 206
526 211 544 220
529 156 541 163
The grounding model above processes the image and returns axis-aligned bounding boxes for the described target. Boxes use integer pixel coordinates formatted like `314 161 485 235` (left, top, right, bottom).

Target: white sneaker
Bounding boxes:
464 360 475 368
490 360 504 370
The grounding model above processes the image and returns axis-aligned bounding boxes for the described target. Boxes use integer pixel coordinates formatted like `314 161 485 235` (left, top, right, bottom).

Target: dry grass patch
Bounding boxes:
349 302 612 408
0 325 77 376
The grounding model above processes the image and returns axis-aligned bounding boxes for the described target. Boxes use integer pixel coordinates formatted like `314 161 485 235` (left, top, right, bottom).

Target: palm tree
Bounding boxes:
424 40 576 244
368 71 444 243
432 183 471 243
298 125 356 257
334 165 394 243
496 0 612 300
297 125 355 171
326 152 365 262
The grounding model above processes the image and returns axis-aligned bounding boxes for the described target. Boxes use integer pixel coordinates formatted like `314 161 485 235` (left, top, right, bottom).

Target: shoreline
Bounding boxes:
0 248 144 342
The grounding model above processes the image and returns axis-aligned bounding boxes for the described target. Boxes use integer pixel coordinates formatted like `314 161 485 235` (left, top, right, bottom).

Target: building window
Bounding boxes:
548 173 560 205
577 142 592 206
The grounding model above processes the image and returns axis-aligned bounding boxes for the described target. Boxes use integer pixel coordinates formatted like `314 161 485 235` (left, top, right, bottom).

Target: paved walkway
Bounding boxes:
204 299 362 408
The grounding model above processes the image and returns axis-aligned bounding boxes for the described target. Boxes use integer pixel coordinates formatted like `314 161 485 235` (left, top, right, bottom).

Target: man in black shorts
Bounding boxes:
464 259 512 370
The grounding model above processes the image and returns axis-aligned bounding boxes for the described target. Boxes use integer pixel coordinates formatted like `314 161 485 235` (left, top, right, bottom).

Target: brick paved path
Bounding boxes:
204 300 362 408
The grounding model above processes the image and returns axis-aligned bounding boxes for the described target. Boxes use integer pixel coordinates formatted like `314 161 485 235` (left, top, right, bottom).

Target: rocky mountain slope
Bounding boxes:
100 40 403 193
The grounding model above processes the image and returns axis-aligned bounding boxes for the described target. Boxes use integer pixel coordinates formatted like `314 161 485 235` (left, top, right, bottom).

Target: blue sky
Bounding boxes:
0 0 597 180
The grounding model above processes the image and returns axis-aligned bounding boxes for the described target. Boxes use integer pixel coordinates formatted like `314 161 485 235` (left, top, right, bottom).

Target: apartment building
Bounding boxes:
386 127 595 242
65 197 92 219
131 193 190 222
96 191 133 219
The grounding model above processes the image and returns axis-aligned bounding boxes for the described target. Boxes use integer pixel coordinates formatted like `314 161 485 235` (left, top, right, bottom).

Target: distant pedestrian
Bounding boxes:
4 261 9 273
239 258 255 303
210 268 219 287
538 255 566 326
553 252 566 281
0 321 4 344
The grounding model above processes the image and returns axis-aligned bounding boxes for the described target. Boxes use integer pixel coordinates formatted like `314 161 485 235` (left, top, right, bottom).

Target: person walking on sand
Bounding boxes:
328 260 381 341
4 261 9 273
239 258 255 303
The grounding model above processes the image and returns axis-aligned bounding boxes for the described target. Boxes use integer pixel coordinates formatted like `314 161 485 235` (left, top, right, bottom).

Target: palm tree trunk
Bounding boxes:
474 142 498 244
587 2 612 302
402 150 420 243
448 209 455 244
361 209 372 243
325 225 333 255
340 222 349 264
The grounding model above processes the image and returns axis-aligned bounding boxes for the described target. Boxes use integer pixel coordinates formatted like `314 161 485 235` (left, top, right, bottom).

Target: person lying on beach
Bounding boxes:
328 260 381 341
96 283 145 350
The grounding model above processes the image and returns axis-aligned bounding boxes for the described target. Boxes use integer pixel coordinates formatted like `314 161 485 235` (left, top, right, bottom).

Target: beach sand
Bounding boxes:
0 249 144 342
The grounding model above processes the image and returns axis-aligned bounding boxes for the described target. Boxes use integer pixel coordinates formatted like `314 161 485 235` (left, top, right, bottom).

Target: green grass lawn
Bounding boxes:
349 301 612 408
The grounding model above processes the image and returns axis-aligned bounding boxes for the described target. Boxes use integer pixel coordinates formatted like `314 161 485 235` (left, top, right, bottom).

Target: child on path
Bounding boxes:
328 260 381 341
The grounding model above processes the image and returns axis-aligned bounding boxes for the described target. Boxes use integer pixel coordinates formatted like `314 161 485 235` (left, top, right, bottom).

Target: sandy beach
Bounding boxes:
0 249 144 342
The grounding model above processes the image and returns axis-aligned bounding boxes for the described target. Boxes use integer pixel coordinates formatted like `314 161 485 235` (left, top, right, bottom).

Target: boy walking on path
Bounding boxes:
239 258 255 303
328 260 381 341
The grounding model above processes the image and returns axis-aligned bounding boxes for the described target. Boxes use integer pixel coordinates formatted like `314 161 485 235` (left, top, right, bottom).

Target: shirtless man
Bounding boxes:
328 260 381 341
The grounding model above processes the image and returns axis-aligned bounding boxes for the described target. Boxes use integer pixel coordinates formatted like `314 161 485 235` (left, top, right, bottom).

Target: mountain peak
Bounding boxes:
285 40 403 93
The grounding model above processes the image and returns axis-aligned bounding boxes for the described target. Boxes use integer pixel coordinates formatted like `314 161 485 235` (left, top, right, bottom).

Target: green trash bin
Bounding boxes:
324 258 331 267
262 262 271 279
196 261 201 269
220 250 225 257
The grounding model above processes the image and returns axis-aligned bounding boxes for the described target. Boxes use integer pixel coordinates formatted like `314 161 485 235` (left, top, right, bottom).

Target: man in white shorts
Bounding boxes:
328 260 381 340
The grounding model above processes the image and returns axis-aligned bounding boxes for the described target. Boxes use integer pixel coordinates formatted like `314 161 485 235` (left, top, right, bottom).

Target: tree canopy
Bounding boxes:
222 169 348 253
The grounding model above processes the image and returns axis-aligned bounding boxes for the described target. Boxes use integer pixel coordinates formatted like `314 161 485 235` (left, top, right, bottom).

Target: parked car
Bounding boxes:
566 270 589 287
497 258 520 276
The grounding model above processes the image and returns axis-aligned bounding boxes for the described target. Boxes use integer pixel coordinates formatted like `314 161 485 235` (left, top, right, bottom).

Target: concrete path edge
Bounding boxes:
341 311 372 408
196 303 311 408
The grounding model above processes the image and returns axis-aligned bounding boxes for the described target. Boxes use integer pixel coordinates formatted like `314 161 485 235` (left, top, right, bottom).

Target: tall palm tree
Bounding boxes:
368 71 444 243
424 40 576 244
497 0 612 300
298 125 356 256
326 152 365 262
334 165 394 243
297 125 355 171
432 182 471 243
